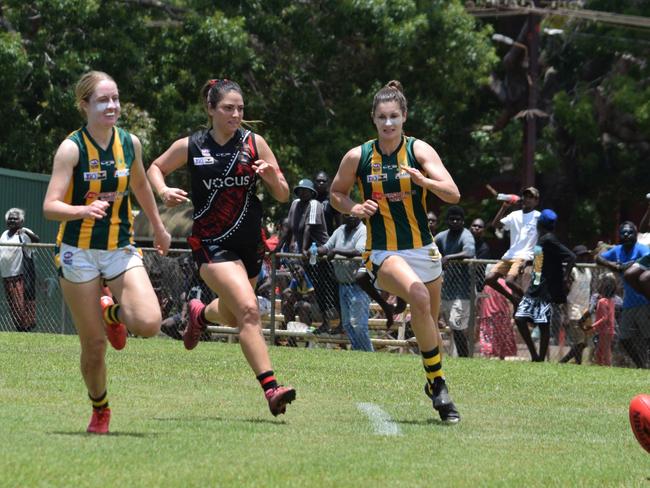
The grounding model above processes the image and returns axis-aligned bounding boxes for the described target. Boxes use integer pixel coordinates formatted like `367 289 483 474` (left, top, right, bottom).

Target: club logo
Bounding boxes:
83 171 107 181
366 174 387 183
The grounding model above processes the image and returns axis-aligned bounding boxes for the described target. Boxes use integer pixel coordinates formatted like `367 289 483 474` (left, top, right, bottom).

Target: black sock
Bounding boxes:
256 370 278 392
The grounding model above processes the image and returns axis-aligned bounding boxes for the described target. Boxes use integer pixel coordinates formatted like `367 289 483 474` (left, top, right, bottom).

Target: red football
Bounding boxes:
629 394 650 453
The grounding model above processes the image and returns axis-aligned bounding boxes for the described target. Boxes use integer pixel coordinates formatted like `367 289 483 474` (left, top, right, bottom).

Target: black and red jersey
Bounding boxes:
187 128 262 243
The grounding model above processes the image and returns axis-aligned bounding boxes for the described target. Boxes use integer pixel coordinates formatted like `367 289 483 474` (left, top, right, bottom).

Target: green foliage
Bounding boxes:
0 0 496 220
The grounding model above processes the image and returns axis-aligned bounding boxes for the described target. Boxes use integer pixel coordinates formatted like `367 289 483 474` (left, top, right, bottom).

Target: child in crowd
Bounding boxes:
477 270 517 359
585 273 617 366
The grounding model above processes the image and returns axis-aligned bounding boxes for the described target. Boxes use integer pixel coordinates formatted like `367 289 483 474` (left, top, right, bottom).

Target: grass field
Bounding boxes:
1 333 648 487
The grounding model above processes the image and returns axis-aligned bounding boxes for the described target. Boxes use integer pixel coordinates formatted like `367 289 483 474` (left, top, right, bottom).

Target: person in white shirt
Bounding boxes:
485 187 540 306
0 208 40 331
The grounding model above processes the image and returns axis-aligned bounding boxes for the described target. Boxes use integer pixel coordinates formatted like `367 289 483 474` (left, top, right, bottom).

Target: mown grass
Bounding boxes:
0 333 648 487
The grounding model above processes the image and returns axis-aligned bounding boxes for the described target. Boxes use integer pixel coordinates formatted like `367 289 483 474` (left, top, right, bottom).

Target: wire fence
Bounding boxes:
1 242 648 367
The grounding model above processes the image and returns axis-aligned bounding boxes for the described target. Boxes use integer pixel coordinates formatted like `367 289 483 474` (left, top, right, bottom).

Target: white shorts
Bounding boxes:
367 242 442 285
440 298 471 331
57 242 144 284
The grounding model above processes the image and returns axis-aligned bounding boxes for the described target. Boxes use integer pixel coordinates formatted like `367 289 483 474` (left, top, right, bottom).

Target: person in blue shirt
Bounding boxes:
597 221 650 368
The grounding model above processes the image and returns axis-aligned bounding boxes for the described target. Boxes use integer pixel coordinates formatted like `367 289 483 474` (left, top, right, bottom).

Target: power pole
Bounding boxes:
523 13 541 189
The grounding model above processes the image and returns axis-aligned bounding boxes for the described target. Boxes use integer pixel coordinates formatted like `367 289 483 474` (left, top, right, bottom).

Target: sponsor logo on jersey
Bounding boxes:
371 163 381 170
89 159 100 168
84 171 107 181
366 174 388 183
395 171 411 179
201 175 252 190
371 190 415 202
84 190 129 202
114 168 130 178
193 156 215 166
101 160 115 166
200 149 212 157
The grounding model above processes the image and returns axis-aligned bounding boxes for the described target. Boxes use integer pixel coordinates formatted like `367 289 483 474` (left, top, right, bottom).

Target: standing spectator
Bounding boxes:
427 211 438 236
0 208 40 331
477 270 516 359
514 210 576 362
435 205 475 357
559 245 593 364
314 170 341 236
318 216 372 351
485 187 541 306
43 71 171 434
597 221 650 368
585 273 617 366
280 179 338 333
147 78 296 416
470 218 491 259
470 217 491 293
330 80 462 423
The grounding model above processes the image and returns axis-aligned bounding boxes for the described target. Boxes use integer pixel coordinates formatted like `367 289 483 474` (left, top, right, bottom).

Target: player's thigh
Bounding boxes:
200 260 259 322
109 266 160 320
60 277 105 344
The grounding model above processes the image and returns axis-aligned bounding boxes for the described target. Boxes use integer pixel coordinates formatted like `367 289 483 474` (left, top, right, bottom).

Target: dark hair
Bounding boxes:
619 221 637 232
201 79 243 108
446 205 465 220
371 80 408 118
598 273 617 298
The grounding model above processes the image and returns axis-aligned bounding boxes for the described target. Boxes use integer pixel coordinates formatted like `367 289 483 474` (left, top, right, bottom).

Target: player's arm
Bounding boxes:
129 135 171 256
43 139 110 222
407 139 460 204
252 134 289 203
330 146 378 218
147 137 191 207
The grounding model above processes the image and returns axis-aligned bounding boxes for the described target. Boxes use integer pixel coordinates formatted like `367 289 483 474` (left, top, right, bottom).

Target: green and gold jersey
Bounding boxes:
356 136 433 251
56 126 136 250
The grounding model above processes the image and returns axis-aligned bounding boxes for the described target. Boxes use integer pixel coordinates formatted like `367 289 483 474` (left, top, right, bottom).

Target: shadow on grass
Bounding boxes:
152 416 286 425
50 431 161 438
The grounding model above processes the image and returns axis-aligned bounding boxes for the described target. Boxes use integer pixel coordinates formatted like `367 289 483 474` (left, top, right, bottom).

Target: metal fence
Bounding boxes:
1 242 648 367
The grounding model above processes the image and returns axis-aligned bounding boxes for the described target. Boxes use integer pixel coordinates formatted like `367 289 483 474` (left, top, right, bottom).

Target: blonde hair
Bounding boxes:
75 71 115 118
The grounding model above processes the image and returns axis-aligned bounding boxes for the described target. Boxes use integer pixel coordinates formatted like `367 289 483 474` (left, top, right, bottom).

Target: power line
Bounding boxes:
466 6 650 29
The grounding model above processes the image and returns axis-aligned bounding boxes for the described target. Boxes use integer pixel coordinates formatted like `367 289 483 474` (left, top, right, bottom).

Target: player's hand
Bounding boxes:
153 227 172 256
402 166 428 187
351 200 378 219
161 187 189 207
84 200 110 220
251 160 280 183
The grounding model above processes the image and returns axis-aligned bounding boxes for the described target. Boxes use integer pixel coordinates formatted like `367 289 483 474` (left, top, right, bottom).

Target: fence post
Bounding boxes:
269 252 277 345
468 260 477 358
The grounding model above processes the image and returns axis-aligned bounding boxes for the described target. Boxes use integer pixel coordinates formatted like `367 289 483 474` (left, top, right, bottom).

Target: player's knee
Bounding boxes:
407 283 431 315
238 301 261 327
80 337 107 365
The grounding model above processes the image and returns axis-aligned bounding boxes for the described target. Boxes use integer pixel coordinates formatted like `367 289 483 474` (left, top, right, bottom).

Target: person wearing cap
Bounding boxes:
485 186 541 306
559 245 594 364
598 221 650 368
279 179 337 334
514 209 576 362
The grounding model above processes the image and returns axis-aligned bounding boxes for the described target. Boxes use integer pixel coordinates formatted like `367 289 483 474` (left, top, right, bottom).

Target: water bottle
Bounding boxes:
309 242 317 265
496 193 520 204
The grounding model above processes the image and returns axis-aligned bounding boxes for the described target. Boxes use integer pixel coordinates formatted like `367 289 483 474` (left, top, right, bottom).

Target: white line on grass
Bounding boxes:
356 402 402 436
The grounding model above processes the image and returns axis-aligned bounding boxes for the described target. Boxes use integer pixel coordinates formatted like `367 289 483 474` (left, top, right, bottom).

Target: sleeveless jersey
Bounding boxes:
187 128 262 243
356 136 432 251
56 127 135 250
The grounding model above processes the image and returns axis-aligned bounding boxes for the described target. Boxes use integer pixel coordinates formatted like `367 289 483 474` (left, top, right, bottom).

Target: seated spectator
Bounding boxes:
281 263 321 328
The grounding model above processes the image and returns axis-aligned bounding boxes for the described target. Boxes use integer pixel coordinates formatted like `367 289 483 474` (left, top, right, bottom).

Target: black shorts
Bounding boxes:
188 235 265 279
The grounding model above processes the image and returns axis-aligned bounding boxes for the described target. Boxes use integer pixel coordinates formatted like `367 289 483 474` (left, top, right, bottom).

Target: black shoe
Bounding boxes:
425 380 461 424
